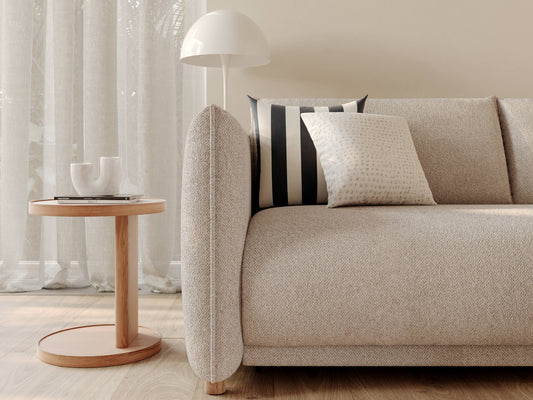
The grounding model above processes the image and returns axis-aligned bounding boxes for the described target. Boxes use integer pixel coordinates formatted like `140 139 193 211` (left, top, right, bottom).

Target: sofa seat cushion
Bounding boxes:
241 205 533 347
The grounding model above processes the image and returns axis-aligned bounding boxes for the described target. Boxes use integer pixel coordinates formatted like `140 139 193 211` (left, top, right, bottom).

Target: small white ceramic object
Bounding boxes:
71 156 122 196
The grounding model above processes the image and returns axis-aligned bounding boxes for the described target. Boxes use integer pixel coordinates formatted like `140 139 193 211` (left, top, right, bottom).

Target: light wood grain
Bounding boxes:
115 215 139 348
205 381 226 395
38 325 161 368
0 295 105 360
1 294 532 400
28 198 166 217
110 340 198 400
126 216 139 345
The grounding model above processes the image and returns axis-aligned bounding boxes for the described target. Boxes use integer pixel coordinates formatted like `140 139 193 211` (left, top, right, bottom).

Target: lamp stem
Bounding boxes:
220 54 230 110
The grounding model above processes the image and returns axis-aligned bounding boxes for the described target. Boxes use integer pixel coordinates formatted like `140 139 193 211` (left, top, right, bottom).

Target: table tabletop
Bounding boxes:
28 198 166 217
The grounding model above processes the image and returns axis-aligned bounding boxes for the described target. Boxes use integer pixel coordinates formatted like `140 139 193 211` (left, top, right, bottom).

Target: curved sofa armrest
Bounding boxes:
181 105 252 383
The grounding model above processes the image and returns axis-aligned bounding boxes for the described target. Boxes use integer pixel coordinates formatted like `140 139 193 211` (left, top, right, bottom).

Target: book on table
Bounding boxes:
54 194 142 204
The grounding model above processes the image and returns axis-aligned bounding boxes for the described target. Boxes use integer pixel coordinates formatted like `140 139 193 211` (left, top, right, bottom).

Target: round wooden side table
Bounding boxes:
28 198 166 368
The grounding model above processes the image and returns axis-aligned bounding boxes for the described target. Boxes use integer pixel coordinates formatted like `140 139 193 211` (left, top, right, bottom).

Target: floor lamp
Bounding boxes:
180 9 270 110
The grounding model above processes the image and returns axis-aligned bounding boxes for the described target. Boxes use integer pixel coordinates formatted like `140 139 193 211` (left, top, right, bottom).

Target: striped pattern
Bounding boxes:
249 96 367 209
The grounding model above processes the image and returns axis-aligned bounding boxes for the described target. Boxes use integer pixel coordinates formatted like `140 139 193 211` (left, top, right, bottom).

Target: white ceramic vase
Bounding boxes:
71 156 122 196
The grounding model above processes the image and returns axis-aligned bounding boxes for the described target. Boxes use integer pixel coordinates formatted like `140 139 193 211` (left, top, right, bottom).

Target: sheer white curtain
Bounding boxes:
0 0 204 292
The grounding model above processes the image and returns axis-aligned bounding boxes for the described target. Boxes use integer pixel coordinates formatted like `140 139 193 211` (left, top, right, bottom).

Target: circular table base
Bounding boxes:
37 324 161 367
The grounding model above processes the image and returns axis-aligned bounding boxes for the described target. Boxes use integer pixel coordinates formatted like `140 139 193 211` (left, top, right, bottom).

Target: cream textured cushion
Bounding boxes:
365 97 512 204
242 205 533 347
498 98 533 203
301 112 435 207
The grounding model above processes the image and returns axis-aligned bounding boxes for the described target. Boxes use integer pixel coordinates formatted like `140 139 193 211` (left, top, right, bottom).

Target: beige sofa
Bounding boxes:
181 97 533 394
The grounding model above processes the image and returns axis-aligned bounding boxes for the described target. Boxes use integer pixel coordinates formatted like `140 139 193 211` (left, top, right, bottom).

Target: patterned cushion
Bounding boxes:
248 95 367 210
300 112 435 207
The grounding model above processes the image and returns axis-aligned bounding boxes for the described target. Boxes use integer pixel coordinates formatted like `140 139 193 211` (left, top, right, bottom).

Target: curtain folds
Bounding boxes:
0 0 201 293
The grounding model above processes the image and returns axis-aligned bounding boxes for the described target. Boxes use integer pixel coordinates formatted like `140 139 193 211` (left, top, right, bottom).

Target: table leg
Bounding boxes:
115 215 139 348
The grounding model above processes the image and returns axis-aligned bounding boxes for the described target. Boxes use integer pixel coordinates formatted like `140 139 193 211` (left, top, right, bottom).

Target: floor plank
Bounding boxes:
0 293 531 400
0 295 103 358
110 340 196 400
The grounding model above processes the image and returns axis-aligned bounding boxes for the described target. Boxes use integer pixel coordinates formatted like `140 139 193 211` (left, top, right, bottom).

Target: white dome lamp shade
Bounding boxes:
180 9 270 109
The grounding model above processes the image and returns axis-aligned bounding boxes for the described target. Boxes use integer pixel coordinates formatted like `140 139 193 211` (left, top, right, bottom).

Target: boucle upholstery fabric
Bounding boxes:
181 105 251 383
262 98 512 204
498 98 533 203
243 346 533 366
301 112 435 206
242 205 533 347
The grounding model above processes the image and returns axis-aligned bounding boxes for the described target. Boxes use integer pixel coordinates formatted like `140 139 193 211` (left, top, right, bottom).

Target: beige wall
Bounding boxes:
206 0 533 128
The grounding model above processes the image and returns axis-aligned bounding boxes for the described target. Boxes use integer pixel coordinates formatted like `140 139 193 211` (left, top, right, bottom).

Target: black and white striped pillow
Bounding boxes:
248 95 368 210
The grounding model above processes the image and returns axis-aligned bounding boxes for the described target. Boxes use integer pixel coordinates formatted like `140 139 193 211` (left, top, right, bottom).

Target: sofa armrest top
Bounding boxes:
181 104 251 383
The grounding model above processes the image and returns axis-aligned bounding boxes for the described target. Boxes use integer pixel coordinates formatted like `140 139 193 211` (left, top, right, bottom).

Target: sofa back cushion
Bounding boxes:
497 98 533 204
262 97 512 204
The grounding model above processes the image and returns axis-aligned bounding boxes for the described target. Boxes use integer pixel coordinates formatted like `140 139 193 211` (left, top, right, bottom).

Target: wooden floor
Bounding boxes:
0 293 531 400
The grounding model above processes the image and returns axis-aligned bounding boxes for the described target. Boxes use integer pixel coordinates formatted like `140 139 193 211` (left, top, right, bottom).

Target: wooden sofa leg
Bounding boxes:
205 381 226 395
